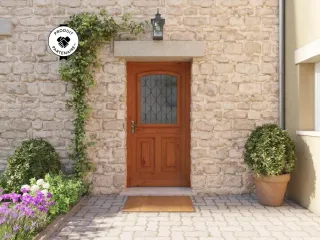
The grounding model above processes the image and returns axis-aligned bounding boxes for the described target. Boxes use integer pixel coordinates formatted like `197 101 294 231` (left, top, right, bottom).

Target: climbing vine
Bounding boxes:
59 11 146 178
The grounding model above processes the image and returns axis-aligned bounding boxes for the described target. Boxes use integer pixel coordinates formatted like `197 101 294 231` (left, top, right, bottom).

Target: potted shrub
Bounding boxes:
244 123 297 206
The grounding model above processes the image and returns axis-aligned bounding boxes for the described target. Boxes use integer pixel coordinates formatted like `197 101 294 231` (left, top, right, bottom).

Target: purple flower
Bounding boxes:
0 205 10 216
24 207 34 217
1 193 21 203
12 193 21 203
1 193 10 200
21 188 28 194
1 202 10 207
36 191 44 197
37 205 48 212
13 225 19 232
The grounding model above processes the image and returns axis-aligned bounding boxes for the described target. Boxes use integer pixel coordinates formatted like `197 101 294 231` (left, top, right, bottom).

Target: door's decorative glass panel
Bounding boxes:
140 74 177 124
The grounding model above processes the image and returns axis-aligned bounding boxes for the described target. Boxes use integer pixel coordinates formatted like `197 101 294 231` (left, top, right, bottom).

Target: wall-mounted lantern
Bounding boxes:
151 9 165 40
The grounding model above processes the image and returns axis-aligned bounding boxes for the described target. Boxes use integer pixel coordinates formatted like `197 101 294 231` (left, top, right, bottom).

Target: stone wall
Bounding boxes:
0 0 279 194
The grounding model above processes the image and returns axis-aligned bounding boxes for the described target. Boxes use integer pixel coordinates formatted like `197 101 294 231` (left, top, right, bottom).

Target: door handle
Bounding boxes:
131 120 137 134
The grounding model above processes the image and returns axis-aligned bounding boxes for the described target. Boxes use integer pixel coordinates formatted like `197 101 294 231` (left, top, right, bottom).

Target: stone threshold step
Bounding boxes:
120 187 195 196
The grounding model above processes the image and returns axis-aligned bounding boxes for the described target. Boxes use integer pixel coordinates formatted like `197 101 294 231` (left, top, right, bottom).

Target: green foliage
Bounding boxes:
30 173 85 218
59 11 146 178
0 173 7 191
4 139 61 193
244 123 297 176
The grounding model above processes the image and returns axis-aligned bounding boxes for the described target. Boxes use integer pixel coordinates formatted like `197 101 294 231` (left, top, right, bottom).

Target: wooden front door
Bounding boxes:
127 62 191 187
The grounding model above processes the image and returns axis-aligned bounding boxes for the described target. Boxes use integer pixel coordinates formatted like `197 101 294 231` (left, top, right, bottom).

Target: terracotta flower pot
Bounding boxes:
254 174 290 207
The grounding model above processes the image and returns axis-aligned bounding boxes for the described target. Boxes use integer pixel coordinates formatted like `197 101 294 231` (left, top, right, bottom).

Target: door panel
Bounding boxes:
161 137 180 172
127 62 191 187
136 137 155 172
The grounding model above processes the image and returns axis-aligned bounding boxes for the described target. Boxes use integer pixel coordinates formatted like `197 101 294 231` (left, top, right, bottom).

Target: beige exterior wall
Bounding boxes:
289 135 320 215
0 0 279 194
285 0 320 215
290 0 320 49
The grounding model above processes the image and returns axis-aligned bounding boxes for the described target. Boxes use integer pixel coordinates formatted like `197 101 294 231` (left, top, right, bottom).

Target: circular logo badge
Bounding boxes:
48 26 79 57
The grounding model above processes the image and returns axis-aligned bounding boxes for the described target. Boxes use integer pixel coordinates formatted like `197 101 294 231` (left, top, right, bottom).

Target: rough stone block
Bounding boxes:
210 16 228 26
170 32 195 41
167 7 183 15
43 121 63 130
236 63 259 74
200 63 214 75
261 63 277 74
20 17 45 26
219 0 248 6
219 83 238 94
205 32 220 41
265 0 278 7
204 165 221 174
223 175 242 187
34 0 53 6
184 17 207 26
239 83 262 94
6 83 28 94
207 175 223 187
189 0 214 7
192 175 206 188
229 16 244 26
113 174 124 188
11 119 31 131
13 63 33 74
0 63 11 74
215 64 234 73
19 33 37 41
249 0 264 7
103 120 123 130
166 0 185 6
194 120 214 131
133 0 158 7
55 0 81 7
244 42 261 54
224 43 242 54
39 83 66 96
94 175 113 187
245 16 261 25
248 111 261 120
85 120 101 132
117 0 132 6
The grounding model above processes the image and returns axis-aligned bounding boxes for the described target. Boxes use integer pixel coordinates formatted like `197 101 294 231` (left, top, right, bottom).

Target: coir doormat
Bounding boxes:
122 196 195 212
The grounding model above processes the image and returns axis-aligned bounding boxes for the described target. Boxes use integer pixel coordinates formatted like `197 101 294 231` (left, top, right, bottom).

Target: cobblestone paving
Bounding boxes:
52 194 320 240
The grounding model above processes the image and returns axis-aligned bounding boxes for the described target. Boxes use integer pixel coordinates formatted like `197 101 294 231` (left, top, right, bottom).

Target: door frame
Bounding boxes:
126 62 191 187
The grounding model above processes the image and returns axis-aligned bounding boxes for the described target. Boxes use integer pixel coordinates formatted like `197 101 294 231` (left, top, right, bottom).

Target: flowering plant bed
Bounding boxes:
0 180 54 240
0 174 86 239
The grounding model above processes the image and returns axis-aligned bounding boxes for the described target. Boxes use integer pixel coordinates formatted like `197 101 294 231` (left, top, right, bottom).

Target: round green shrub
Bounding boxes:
4 139 61 192
244 124 297 176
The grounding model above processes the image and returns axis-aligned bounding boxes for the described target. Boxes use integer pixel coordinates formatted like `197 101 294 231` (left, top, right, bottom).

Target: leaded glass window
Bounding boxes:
140 74 177 124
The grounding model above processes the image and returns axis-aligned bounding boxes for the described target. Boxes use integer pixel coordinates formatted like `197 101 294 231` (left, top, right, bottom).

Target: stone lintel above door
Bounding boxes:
114 41 205 61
